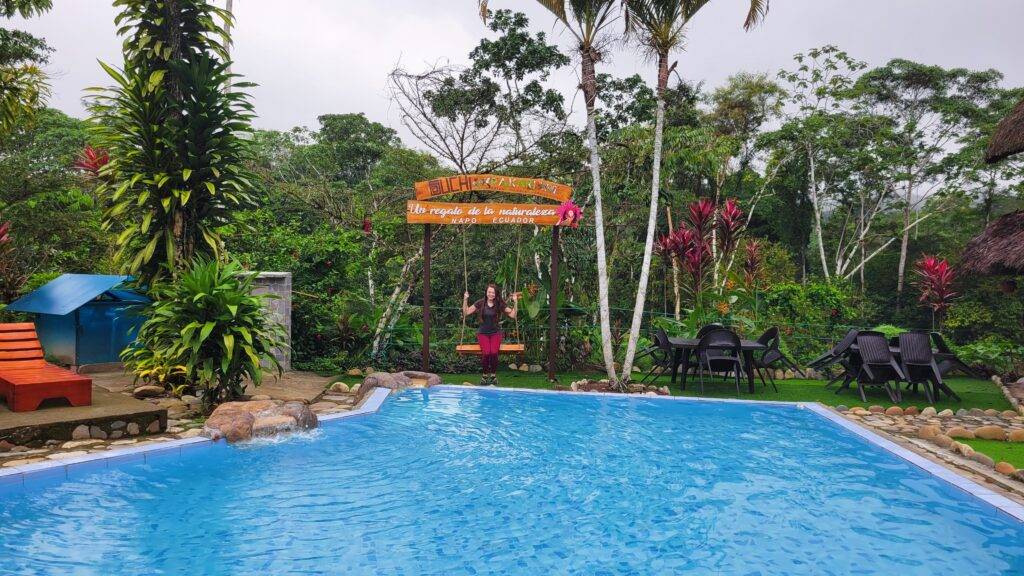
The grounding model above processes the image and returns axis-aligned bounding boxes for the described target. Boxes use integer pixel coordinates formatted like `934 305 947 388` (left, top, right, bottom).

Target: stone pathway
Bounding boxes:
836 404 1024 499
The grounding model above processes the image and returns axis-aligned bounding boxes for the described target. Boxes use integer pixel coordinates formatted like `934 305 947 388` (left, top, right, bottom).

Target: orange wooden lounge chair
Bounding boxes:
0 323 91 412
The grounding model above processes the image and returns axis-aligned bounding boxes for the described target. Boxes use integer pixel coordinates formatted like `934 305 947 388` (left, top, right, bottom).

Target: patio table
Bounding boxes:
668 337 767 394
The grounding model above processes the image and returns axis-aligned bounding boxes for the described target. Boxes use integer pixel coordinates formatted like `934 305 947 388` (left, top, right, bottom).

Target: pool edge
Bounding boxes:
0 387 392 489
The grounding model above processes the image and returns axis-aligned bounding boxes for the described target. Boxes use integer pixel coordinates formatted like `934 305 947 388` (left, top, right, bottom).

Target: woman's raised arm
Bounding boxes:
462 292 476 316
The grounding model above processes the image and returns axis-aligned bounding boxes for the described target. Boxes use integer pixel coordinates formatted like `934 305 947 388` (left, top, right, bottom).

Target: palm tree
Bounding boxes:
617 0 769 381
484 0 621 382
0 0 54 136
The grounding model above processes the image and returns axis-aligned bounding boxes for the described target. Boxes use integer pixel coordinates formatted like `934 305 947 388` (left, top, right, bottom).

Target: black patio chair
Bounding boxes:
638 328 674 385
696 328 744 396
752 327 804 392
930 332 979 378
900 332 961 403
852 331 904 403
810 328 859 389
695 323 725 339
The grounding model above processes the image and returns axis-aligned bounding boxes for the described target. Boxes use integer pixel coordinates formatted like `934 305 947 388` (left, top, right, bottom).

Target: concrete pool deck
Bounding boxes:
2 384 1022 524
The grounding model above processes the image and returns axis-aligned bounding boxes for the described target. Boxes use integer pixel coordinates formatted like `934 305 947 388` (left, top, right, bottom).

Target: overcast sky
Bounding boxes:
11 0 1024 147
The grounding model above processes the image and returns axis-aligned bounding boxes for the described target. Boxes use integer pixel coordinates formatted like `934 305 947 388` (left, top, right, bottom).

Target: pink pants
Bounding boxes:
477 332 503 373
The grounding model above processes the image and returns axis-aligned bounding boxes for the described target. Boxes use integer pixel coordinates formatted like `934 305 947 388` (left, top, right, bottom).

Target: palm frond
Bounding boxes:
536 0 568 22
743 0 769 30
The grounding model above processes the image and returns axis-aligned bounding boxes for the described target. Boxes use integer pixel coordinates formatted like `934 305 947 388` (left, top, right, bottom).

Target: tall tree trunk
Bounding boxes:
581 48 616 383
895 176 913 312
620 52 669 382
806 145 829 282
667 206 681 321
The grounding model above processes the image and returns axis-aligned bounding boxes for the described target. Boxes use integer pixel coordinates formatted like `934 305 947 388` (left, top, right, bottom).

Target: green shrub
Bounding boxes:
954 336 1024 378
122 258 285 409
870 324 906 340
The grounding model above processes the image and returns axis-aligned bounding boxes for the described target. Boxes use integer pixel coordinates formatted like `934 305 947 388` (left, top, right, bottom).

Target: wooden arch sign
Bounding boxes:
414 174 572 203
409 174 573 226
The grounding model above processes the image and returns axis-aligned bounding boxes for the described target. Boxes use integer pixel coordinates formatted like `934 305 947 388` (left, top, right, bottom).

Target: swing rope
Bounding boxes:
457 225 524 352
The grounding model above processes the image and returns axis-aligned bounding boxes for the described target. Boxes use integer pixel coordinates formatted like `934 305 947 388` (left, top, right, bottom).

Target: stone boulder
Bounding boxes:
203 399 317 443
357 371 442 400
974 425 1007 441
133 385 165 399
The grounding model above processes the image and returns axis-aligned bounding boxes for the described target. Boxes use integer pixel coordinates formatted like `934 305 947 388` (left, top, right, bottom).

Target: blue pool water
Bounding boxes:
1 388 1022 575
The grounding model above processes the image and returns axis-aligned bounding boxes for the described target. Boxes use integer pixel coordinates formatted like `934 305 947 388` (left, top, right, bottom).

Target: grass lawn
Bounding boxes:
439 371 1011 413
962 439 1024 469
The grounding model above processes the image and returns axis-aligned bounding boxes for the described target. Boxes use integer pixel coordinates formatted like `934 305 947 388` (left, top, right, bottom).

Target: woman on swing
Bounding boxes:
462 283 519 386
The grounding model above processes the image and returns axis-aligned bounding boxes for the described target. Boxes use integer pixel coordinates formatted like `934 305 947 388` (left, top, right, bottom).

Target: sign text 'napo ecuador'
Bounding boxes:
414 174 571 203
407 200 561 225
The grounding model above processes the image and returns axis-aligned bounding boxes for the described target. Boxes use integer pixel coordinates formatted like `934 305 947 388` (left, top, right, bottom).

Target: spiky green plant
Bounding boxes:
122 258 284 409
88 0 257 285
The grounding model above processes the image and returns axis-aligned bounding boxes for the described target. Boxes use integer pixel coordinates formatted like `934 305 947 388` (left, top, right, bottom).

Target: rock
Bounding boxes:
177 429 203 439
920 407 937 417
461 381 473 386
109 431 123 440
309 401 338 413
952 442 974 457
969 452 995 467
991 375 1002 385
46 451 88 460
947 426 975 439
110 439 137 446
984 409 1000 416
249 394 272 401
146 420 161 434
133 385 165 399
280 401 317 430
917 425 941 440
358 371 442 400
903 406 919 416
181 395 201 407
346 368 363 377
967 408 986 417
0 440 13 453
71 425 90 440
932 434 954 449
518 364 531 372
349 383 361 395
835 405 848 413
570 382 579 392
204 399 317 443
937 409 954 418
974 425 1007 441
995 462 1016 475
126 422 140 436
884 406 904 416
252 415 297 437
659 386 670 396
61 439 103 450
529 364 543 373
784 370 795 380
89 426 107 440
329 381 350 394
868 405 884 414
508 363 518 371
110 421 126 430
1008 429 1024 442
955 409 968 416
167 427 185 434
1001 410 1019 419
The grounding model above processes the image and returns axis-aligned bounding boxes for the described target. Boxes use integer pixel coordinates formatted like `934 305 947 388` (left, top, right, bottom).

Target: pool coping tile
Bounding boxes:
432 384 1024 523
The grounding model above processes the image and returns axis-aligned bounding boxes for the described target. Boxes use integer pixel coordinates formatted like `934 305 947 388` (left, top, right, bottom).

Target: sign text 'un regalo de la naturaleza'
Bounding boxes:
406 201 561 225
413 174 572 203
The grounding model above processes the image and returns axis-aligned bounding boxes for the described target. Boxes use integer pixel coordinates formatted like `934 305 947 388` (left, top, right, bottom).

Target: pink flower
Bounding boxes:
556 200 583 228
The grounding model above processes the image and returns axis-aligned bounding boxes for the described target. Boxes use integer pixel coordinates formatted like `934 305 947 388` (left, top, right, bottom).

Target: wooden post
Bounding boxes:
421 224 431 372
547 225 560 382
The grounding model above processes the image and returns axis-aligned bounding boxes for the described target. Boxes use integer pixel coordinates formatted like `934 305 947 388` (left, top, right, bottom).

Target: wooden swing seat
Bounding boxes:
455 343 525 356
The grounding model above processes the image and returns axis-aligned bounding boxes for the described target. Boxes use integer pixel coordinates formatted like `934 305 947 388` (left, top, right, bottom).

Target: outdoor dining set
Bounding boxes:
638 324 974 404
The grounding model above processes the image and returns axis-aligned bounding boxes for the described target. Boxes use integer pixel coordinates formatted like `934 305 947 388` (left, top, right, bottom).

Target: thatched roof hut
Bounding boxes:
985 98 1024 163
960 210 1024 275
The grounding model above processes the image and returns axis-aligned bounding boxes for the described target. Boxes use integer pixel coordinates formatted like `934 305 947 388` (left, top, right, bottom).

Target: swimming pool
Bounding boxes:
1 386 1022 575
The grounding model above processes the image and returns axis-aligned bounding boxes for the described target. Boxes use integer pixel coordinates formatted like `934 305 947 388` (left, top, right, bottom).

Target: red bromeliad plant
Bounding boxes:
73 145 109 175
743 239 761 289
717 199 744 257
914 255 957 328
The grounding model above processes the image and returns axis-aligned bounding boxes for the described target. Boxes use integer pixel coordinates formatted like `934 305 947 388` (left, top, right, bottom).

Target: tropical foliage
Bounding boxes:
88 0 257 285
122 259 284 408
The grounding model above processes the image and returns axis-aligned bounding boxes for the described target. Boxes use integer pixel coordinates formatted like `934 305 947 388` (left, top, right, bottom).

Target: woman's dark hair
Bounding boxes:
478 283 505 320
